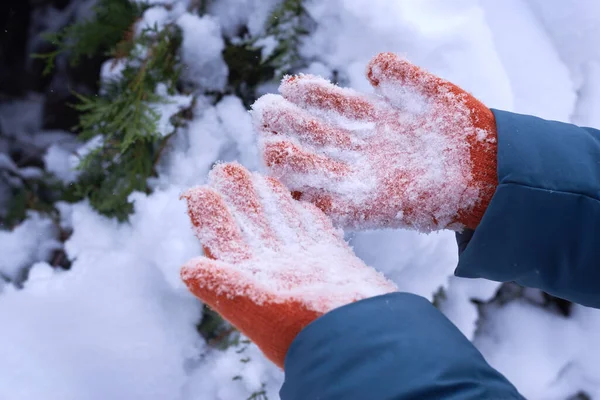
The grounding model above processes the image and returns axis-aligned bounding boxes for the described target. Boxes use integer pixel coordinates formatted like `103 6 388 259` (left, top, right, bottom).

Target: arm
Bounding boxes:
456 110 600 308
179 163 524 400
282 292 524 400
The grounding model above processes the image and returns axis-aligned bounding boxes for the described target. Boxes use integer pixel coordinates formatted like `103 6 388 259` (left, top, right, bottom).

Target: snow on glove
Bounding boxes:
181 162 397 369
251 52 498 232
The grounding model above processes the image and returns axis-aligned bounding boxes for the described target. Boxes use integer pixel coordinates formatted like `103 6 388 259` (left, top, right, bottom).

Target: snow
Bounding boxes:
182 162 396 312
475 300 579 399
44 135 103 184
523 0 600 129
2 0 600 399
153 84 194 138
255 35 279 61
155 98 233 189
177 14 229 92
349 229 458 297
573 63 600 128
473 297 600 399
182 340 282 399
215 96 260 171
480 0 576 122
0 198 203 400
138 6 171 33
206 0 281 38
300 0 513 109
44 143 78 182
100 58 126 86
0 212 60 283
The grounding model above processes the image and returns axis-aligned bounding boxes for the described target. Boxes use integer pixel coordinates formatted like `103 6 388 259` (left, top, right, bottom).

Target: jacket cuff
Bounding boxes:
455 109 600 307
281 292 523 400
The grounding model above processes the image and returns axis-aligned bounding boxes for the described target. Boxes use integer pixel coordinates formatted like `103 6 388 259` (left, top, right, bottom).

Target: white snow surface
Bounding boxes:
2 1 600 399
177 14 229 92
0 212 60 283
206 0 281 38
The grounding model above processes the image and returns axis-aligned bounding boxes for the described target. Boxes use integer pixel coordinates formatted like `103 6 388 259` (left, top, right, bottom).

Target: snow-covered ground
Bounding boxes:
1 0 600 399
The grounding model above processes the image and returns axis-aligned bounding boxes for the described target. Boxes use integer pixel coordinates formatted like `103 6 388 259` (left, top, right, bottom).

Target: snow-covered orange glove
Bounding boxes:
252 52 498 232
181 162 397 369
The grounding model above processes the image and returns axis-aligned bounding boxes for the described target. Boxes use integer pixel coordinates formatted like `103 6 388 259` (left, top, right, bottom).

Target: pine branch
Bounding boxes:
263 0 310 75
223 0 311 106
32 0 147 75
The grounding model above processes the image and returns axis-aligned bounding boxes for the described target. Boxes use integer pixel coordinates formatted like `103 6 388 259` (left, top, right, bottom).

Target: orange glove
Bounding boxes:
251 52 498 232
181 162 397 369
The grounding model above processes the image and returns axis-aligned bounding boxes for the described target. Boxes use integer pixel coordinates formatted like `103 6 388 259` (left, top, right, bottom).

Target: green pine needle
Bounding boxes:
32 0 147 75
25 0 308 224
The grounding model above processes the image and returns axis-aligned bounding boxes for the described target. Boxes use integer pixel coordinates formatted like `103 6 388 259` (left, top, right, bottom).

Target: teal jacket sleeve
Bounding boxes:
456 110 600 308
280 292 524 400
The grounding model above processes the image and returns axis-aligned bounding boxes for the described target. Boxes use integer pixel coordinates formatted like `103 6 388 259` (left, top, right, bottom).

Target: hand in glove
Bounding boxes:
252 52 498 232
181 162 397 368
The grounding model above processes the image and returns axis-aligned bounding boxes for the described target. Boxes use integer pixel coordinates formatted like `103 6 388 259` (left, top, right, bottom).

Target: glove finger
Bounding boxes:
300 188 402 231
366 52 460 109
296 189 358 230
252 94 354 149
181 187 252 263
297 198 344 243
262 139 350 182
181 256 255 306
209 162 280 250
255 176 310 244
279 74 376 122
